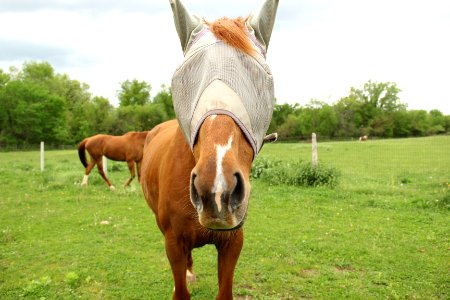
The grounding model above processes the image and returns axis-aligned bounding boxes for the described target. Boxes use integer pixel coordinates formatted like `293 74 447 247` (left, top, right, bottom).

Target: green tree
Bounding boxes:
427 109 446 135
268 102 298 133
334 96 363 137
339 81 405 137
1 80 66 145
21 61 54 84
444 115 450 133
118 79 151 106
53 74 93 143
111 104 167 135
277 114 302 139
86 96 114 134
371 114 395 137
152 84 175 119
392 110 412 137
0 69 10 87
0 61 114 146
408 110 429 136
297 100 337 138
316 102 338 137
0 69 11 141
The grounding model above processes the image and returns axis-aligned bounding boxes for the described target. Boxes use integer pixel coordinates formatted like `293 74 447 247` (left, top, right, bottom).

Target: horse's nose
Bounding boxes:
190 169 246 216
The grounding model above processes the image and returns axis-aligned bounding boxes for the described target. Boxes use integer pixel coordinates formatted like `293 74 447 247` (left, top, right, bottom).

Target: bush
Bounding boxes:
251 157 281 179
251 157 340 187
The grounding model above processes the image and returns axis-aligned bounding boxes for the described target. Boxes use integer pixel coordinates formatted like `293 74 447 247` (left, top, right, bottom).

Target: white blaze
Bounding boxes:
213 135 233 212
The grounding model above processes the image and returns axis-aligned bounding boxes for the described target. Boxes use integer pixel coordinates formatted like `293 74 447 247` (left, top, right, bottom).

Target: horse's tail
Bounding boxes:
78 139 89 168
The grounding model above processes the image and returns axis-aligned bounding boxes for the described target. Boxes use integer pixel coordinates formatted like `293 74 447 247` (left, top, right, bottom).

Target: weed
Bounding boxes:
250 156 281 179
22 276 52 298
65 272 81 288
252 157 340 187
436 188 450 210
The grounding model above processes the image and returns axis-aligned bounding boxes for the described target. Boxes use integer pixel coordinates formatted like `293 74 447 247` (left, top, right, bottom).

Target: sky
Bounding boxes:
1 0 449 114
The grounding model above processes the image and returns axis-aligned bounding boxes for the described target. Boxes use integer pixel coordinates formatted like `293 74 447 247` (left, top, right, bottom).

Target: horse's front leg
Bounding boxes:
216 230 244 300
136 161 142 182
124 160 135 187
165 232 190 299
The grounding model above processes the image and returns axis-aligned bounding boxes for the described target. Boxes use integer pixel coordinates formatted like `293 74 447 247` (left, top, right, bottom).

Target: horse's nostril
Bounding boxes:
230 172 245 210
190 173 202 211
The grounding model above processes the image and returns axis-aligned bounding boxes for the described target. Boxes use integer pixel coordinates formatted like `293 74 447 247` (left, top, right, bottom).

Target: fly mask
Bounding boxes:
170 0 279 157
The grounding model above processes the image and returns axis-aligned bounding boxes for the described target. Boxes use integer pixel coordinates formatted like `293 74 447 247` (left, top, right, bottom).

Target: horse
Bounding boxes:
140 0 278 298
78 131 148 190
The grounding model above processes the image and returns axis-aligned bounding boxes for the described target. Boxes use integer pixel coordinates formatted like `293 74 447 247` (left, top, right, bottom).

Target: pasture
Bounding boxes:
0 136 449 299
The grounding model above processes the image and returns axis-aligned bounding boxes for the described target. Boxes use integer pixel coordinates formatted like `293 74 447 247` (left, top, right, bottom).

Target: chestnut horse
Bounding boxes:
140 0 278 298
78 131 148 190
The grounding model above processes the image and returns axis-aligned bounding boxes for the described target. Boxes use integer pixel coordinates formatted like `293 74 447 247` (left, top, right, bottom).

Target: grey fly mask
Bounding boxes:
170 0 278 157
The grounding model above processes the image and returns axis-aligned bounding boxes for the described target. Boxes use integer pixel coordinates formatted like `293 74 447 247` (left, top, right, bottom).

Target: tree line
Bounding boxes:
0 61 448 148
0 61 174 147
268 81 450 140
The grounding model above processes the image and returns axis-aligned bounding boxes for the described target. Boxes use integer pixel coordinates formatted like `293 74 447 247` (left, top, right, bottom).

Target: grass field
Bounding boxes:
0 136 449 299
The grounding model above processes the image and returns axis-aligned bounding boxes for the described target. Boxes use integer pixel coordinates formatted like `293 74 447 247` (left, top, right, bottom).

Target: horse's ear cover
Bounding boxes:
169 0 202 52
247 0 279 52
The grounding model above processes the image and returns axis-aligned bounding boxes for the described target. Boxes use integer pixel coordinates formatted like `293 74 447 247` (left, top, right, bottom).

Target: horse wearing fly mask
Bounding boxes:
140 0 278 298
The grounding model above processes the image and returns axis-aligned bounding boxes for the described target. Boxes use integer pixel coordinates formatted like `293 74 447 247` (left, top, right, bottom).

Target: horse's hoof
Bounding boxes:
109 185 116 191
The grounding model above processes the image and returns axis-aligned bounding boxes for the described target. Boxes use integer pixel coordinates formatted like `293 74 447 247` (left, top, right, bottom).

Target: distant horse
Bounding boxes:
359 135 368 141
140 0 278 299
78 131 148 190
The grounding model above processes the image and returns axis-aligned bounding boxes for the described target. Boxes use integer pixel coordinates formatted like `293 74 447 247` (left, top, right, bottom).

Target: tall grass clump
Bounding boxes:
251 157 340 187
437 186 450 210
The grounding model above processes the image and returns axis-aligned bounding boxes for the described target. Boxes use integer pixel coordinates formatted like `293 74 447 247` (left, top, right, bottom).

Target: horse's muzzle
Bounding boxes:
190 170 249 230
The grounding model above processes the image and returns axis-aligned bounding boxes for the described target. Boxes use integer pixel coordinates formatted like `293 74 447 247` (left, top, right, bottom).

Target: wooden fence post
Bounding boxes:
311 133 318 168
40 141 44 172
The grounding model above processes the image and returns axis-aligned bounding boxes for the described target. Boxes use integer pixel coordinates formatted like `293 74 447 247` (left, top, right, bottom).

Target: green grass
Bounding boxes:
0 136 449 299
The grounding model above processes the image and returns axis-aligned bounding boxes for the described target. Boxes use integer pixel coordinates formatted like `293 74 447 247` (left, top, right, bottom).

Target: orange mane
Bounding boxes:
206 17 255 57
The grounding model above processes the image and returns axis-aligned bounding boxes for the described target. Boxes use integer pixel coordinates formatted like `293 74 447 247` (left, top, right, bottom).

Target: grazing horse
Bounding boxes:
78 131 148 190
140 0 278 298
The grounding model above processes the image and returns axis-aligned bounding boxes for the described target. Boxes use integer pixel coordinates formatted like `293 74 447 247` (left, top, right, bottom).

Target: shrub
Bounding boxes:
251 157 340 187
251 157 281 179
